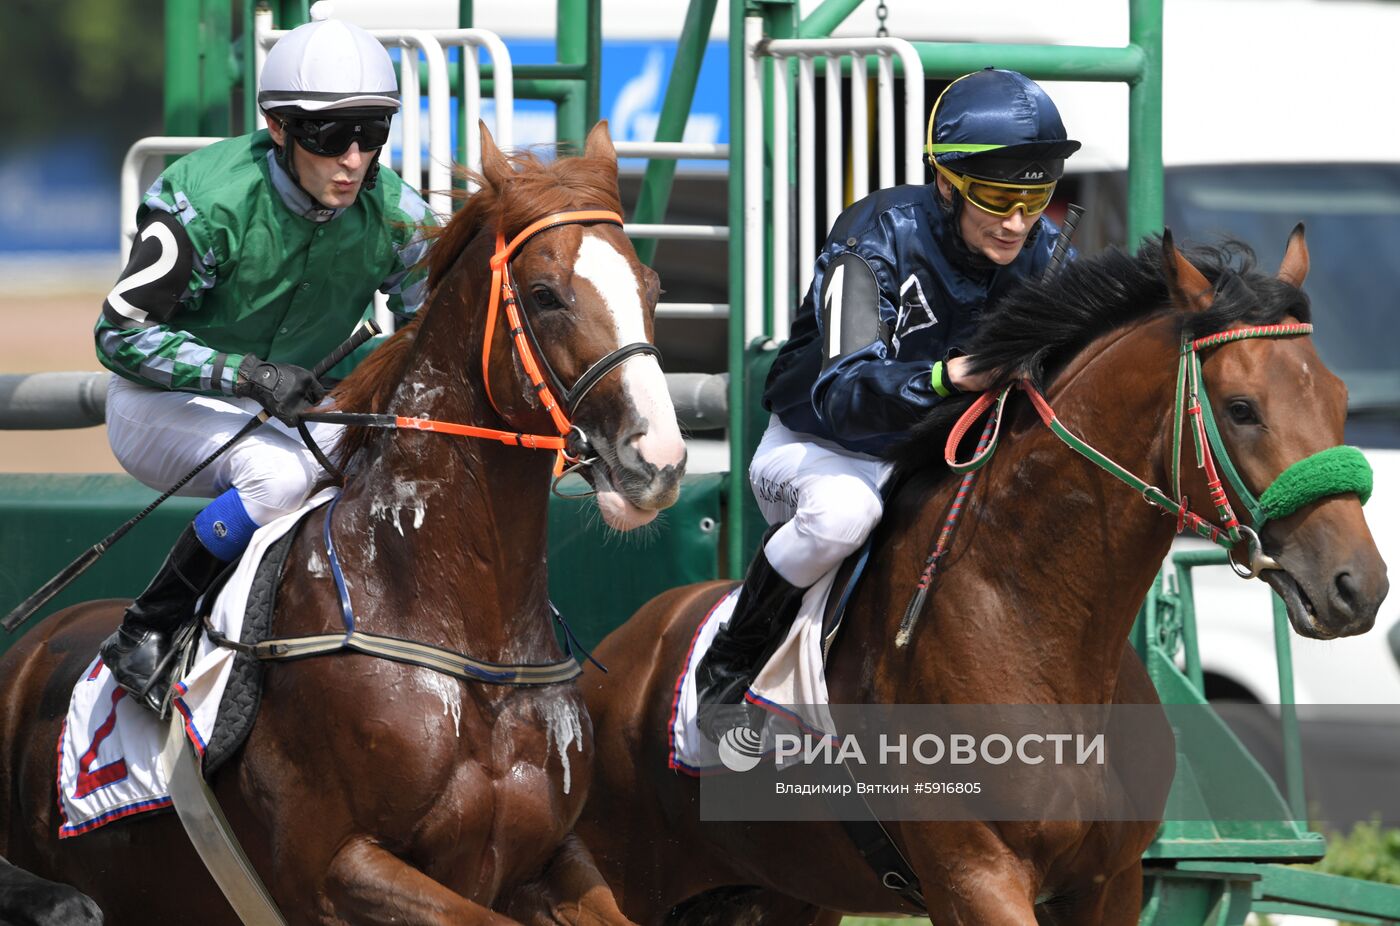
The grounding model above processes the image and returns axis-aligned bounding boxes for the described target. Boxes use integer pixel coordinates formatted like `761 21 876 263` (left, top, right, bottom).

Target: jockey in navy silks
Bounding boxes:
95 14 436 712
697 68 1082 743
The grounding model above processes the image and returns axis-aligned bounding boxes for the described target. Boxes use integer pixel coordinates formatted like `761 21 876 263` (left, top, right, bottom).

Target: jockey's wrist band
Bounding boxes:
931 361 958 398
223 352 248 395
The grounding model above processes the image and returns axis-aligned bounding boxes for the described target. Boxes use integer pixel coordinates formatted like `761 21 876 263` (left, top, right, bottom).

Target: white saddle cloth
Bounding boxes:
55 489 337 837
668 569 840 774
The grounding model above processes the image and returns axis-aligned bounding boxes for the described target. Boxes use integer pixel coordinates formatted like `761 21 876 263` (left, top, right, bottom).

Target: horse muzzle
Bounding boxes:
1264 554 1388 640
569 421 686 531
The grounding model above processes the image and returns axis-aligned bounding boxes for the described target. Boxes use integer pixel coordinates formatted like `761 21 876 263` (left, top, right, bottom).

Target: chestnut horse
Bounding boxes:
0 122 683 924
577 231 1388 924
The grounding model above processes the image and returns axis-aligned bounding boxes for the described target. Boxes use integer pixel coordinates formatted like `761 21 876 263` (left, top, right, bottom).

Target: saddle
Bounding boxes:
132 521 306 758
192 519 304 775
816 467 910 664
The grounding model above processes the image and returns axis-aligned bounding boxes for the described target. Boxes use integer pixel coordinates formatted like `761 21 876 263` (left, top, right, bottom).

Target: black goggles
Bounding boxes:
281 115 392 157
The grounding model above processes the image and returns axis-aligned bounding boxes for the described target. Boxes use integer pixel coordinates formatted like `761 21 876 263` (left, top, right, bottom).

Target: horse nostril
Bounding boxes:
1333 571 1360 616
620 429 647 460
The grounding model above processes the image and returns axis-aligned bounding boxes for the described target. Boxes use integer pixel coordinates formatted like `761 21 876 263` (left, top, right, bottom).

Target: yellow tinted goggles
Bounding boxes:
934 162 1056 218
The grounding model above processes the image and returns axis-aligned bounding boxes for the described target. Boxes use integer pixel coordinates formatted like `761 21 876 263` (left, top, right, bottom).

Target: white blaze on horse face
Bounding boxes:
573 233 686 470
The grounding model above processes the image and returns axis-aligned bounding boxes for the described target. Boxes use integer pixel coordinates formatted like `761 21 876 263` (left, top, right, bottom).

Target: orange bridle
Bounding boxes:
304 209 662 479
481 209 662 470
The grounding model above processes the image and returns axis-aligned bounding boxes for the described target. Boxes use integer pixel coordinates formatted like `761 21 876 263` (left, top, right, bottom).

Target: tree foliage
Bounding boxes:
1311 819 1400 886
0 0 164 154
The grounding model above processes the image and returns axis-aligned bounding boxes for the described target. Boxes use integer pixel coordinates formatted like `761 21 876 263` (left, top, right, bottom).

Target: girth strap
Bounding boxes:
823 763 927 911
205 493 583 688
242 628 582 686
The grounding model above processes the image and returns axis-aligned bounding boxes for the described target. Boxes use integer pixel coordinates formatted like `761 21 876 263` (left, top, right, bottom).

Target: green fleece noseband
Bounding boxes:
1258 445 1373 525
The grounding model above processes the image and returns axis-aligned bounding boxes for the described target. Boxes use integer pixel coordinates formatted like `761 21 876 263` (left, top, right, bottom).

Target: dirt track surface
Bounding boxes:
0 290 122 474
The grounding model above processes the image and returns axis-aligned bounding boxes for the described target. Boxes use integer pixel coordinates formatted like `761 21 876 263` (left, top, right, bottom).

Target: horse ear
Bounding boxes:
478 119 512 189
1161 228 1214 313
1277 222 1309 288
584 120 618 165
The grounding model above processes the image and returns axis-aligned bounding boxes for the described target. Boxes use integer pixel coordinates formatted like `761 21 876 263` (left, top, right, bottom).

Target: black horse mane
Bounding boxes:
890 237 1311 477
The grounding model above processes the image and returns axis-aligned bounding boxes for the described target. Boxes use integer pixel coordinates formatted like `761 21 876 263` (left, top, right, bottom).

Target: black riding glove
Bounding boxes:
233 355 326 425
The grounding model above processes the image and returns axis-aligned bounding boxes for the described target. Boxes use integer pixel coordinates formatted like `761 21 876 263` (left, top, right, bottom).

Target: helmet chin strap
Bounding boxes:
362 149 382 191
932 176 1039 275
934 185 996 275
271 117 383 210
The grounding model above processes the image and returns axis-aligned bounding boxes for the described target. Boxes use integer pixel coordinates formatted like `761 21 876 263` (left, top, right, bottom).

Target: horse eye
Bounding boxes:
531 286 564 310
1228 399 1260 425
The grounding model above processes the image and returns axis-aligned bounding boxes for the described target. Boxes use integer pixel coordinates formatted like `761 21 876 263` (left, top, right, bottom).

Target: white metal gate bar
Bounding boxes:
849 53 868 205
614 140 734 321
742 17 766 344
823 56 842 249
613 142 728 159
797 55 817 306
399 40 421 191
771 53 790 342
119 137 226 255
746 33 925 340
427 29 516 184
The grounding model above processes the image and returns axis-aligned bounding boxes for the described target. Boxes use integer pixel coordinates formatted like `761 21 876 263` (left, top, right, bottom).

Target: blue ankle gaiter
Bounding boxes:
193 488 259 562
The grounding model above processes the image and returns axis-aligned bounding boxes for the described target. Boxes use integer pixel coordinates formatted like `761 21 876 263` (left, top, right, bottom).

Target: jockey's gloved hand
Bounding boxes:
233 355 327 425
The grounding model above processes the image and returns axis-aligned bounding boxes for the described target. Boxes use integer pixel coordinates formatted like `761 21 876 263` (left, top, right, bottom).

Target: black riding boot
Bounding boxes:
98 524 226 712
695 537 807 744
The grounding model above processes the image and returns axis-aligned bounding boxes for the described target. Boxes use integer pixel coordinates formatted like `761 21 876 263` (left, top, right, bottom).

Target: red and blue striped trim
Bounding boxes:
668 589 737 776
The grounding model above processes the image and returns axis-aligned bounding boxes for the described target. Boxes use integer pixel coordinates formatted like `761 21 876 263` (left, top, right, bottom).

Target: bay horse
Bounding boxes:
577 230 1388 924
0 121 683 925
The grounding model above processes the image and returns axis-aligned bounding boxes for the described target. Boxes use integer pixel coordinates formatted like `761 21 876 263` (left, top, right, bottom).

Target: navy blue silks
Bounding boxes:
763 183 1068 457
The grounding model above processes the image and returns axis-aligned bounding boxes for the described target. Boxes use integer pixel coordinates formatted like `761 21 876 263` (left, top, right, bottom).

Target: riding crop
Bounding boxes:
1 318 381 633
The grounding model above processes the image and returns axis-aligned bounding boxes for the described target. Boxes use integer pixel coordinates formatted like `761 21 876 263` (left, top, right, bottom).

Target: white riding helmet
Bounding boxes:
257 7 399 116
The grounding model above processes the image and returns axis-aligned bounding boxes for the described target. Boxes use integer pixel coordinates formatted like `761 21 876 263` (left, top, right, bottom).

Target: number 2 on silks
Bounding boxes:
73 687 130 799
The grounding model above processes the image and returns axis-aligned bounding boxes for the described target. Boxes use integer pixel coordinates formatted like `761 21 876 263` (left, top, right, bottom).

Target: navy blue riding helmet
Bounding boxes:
925 67 1082 184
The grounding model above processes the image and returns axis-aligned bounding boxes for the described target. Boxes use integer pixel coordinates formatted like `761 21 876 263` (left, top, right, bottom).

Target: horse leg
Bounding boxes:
663 887 841 926
923 881 1038 926
321 836 523 925
502 833 636 925
0 857 104 926
1036 863 1143 926
905 834 1039 925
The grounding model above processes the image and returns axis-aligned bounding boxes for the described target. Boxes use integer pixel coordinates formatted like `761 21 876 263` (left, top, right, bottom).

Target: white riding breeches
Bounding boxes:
748 416 894 588
105 374 344 526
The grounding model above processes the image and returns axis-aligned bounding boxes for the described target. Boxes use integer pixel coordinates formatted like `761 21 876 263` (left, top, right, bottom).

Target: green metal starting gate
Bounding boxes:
3 0 1399 921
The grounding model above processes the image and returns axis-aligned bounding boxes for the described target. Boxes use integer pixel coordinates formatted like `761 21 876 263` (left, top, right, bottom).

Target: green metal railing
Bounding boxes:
1135 552 1309 828
722 0 1164 574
